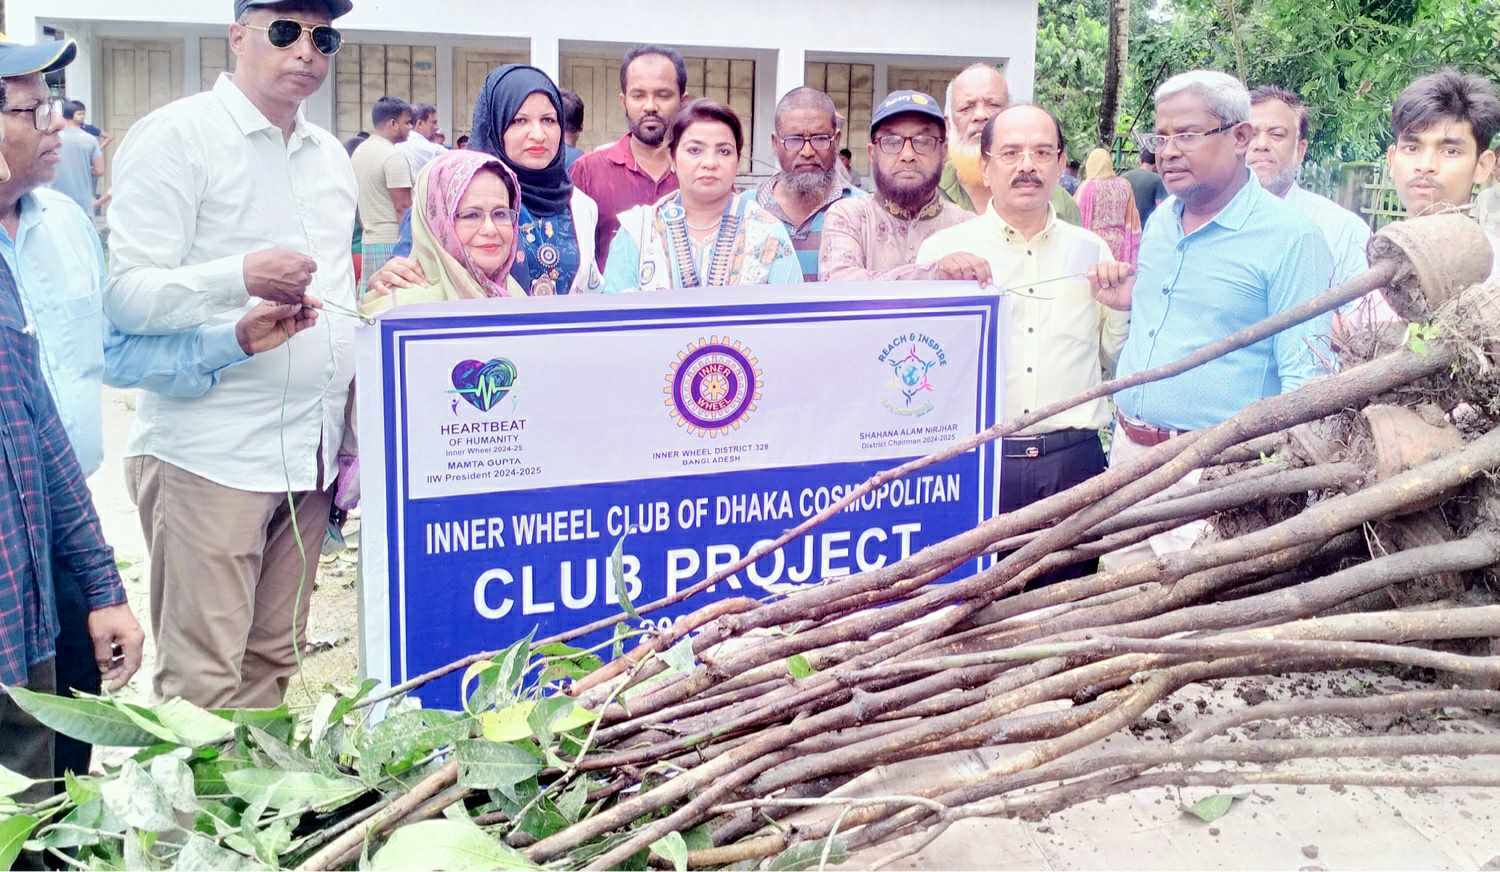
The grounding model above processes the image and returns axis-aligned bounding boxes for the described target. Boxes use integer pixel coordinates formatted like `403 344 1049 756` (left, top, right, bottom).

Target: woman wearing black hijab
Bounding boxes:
374 65 602 296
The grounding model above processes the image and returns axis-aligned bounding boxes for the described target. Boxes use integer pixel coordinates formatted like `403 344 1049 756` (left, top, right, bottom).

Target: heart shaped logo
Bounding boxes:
450 358 518 412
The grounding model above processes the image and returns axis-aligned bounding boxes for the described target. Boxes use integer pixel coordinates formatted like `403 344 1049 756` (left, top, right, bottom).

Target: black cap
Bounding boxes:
870 90 945 136
0 38 76 77
234 0 354 20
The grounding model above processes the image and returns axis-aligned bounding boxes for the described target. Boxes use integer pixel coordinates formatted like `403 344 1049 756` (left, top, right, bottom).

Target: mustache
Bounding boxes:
1011 172 1043 187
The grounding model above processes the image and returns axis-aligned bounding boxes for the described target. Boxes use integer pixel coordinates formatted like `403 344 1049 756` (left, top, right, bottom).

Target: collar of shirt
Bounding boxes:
754 176 857 229
212 73 316 151
939 160 976 212
875 190 946 222
980 201 1060 247
604 133 656 177
1163 168 1261 238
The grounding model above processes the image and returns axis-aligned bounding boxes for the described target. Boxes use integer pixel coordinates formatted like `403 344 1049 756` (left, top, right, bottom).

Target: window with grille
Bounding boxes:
805 62 874 176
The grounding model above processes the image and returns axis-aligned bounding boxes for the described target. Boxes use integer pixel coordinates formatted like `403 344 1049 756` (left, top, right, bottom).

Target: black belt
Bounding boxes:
1000 429 1097 459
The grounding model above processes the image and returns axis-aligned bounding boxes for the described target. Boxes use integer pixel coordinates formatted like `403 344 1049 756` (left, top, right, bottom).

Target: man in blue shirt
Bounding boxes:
0 37 320 780
1088 70 1334 568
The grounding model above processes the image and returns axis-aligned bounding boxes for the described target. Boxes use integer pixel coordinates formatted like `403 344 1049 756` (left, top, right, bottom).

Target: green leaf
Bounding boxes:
4 687 161 746
786 654 816 680
100 759 178 832
524 697 596 746
39 797 122 850
611 622 631 660
658 638 696 675
0 814 39 871
173 834 256 870
247 726 317 773
115 701 183 744
769 836 848 871
357 709 469 778
683 823 714 851
556 778 589 823
0 765 32 799
454 740 542 801
650 832 688 872
223 768 363 812
611 536 640 621
1183 793 1240 823
151 755 200 815
479 702 535 743
154 698 236 748
372 819 538 871
217 706 295 745
64 771 100 806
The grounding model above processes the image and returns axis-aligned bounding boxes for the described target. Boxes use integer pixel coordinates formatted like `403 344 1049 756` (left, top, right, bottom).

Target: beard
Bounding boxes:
874 162 941 213
783 165 837 198
949 138 985 188
629 111 669 147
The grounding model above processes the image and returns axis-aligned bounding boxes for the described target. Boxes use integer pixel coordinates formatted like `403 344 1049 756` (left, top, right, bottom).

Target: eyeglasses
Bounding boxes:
777 133 836 153
4 102 55 131
242 20 343 56
1134 124 1234 153
873 134 945 155
455 207 519 231
984 145 1061 166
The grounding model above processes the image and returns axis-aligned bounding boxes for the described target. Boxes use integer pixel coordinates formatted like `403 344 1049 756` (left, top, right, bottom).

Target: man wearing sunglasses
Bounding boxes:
105 0 359 710
754 87 866 282
819 90 987 284
1089 70 1334 571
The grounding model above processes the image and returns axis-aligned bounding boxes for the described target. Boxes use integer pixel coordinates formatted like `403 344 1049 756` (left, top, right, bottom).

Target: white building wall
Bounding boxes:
19 0 1036 159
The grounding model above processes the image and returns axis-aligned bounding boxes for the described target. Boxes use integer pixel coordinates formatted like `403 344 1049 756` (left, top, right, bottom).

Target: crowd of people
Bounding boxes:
2 0 1499 811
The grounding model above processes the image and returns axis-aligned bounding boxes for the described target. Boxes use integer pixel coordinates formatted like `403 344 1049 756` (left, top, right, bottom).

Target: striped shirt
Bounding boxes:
754 177 865 281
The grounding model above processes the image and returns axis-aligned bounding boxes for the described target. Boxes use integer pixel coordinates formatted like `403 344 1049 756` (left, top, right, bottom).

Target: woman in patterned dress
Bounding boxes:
602 99 803 292
1075 147 1142 265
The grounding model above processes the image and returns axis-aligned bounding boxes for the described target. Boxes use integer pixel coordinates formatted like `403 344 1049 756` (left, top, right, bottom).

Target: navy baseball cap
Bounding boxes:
235 0 354 19
870 90 945 135
0 38 76 77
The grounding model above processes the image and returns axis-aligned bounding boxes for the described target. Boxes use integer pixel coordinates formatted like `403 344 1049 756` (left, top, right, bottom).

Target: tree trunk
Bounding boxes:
1099 0 1130 145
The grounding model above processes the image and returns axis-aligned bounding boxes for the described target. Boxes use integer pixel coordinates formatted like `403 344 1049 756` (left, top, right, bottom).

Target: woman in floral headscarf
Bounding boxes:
361 149 525 314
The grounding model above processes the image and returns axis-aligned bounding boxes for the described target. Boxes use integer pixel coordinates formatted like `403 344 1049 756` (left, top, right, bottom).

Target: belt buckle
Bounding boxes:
1024 446 1040 459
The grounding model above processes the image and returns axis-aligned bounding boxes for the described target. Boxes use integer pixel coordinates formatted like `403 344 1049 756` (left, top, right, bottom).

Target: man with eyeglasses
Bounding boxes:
105 0 360 709
919 105 1127 583
1090 70 1333 570
938 63 1083 227
755 87 866 282
819 90 986 283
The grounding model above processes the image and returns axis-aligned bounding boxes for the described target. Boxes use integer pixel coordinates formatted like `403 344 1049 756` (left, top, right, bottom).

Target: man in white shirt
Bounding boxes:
918 104 1128 584
400 102 444 178
105 0 358 708
1248 86 1372 285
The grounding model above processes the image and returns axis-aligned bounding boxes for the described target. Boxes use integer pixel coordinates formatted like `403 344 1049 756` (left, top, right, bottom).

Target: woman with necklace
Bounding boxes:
369 64 602 297
602 99 801 292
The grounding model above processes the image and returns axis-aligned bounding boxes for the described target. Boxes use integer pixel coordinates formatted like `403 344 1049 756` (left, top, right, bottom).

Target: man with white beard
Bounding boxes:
938 63 1082 226
754 87 865 281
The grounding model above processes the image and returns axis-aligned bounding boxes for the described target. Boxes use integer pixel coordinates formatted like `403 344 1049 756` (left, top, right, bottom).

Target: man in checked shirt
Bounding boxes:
0 220 143 810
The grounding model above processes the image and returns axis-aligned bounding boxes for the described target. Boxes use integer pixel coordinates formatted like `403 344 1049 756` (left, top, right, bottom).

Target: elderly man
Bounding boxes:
0 35 323 777
1091 70 1333 568
819 90 986 283
399 102 444 177
920 105 1127 582
106 0 358 708
570 44 685 268
0 36 145 810
939 63 1081 226
755 87 865 281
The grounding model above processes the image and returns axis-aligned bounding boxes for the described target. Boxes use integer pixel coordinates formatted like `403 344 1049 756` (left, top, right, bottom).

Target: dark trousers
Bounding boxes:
0 657 57 800
52 558 101 779
998 429 1108 586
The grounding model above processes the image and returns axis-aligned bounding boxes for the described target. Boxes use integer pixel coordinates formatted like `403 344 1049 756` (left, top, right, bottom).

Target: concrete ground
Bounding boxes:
88 388 1500 869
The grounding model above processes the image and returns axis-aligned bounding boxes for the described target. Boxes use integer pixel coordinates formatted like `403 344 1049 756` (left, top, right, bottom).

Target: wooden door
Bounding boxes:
101 39 184 192
559 56 623 155
887 65 973 112
452 48 529 140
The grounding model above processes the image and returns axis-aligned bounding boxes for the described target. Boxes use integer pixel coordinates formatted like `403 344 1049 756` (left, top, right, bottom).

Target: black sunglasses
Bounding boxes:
243 20 342 55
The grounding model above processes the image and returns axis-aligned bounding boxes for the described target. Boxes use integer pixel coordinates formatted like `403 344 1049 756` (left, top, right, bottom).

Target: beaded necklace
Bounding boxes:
660 194 743 288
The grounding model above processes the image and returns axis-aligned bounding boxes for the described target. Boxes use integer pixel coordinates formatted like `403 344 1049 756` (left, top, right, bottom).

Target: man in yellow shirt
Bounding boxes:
919 103 1129 582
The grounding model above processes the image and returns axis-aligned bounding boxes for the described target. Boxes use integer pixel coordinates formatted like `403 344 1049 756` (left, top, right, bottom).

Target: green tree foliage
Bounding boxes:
1039 0 1500 162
